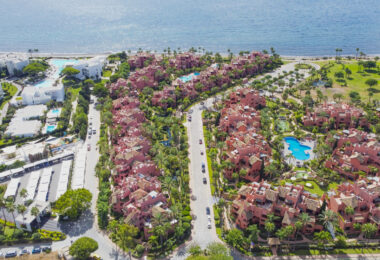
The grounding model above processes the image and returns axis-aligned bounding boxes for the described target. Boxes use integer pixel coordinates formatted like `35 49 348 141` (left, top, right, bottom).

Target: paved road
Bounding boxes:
52 95 128 259
172 61 321 260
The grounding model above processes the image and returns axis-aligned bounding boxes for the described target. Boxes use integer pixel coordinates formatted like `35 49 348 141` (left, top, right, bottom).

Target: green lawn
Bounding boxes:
0 83 18 109
285 179 339 197
285 247 380 256
321 60 380 101
102 70 112 77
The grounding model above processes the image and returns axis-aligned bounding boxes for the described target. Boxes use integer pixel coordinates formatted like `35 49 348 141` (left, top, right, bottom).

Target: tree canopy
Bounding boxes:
23 62 48 77
55 188 92 220
69 237 98 260
61 66 80 77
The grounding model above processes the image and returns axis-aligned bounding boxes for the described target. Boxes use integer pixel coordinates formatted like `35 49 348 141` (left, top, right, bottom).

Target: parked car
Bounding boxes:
87 144 91 151
199 139 202 144
88 134 91 139
32 246 41 254
5 250 17 258
207 219 212 229
206 207 210 215
42 246 52 252
92 129 96 135
203 177 207 184
20 249 30 255
200 150 204 155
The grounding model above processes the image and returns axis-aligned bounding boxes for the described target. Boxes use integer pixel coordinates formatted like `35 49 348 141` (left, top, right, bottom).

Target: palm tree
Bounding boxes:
31 207 40 230
356 48 359 59
265 221 275 238
361 223 377 251
6 201 16 225
344 206 355 216
318 210 338 233
20 188 28 203
313 231 332 250
17 204 27 224
299 212 311 230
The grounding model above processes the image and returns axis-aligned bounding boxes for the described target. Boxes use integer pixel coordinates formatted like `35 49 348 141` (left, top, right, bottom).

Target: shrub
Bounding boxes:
32 232 41 241
13 229 24 239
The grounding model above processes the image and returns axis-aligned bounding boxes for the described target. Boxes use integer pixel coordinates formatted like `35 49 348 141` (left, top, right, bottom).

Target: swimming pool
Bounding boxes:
34 59 79 88
46 125 57 133
179 72 200 83
52 109 60 114
284 137 311 160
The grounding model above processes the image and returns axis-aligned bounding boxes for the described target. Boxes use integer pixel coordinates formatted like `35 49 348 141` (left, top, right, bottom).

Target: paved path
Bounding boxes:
52 95 128 259
0 80 22 124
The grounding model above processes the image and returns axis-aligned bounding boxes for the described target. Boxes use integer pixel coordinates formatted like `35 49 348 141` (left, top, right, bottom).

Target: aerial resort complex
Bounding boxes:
0 0 379 259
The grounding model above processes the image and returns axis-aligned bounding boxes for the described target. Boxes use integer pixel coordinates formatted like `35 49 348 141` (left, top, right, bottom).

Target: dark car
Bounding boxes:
5 250 17 258
199 139 202 144
206 207 210 215
20 249 30 255
32 247 41 254
42 246 52 252
203 177 207 184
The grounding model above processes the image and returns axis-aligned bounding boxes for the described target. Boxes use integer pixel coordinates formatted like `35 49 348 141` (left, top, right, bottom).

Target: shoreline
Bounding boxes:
1 51 379 60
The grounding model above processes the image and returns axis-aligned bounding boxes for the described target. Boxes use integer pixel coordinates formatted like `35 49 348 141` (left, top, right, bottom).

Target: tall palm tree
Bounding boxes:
356 48 360 59
318 210 338 231
265 221 275 238
6 201 16 224
299 212 311 230
17 204 27 223
31 207 40 230
20 188 28 203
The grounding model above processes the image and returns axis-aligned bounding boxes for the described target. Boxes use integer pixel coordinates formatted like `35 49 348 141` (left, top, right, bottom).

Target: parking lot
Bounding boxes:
0 160 72 224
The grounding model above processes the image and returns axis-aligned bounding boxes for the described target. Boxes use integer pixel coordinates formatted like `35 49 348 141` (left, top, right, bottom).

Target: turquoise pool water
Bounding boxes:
46 125 57 133
52 109 60 114
34 59 79 88
284 137 311 160
179 72 200 83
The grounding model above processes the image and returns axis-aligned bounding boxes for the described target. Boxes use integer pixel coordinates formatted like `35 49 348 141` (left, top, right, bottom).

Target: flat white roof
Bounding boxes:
25 170 41 201
35 167 52 202
5 120 42 137
4 177 21 198
13 105 47 120
15 200 49 225
71 148 86 190
55 160 72 200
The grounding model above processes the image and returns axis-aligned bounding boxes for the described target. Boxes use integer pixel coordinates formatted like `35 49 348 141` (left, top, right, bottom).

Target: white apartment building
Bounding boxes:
19 84 65 105
67 56 106 80
0 54 29 76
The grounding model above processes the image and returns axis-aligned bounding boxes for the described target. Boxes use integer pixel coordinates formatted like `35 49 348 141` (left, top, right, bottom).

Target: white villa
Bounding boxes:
0 53 29 76
68 56 106 80
19 84 65 105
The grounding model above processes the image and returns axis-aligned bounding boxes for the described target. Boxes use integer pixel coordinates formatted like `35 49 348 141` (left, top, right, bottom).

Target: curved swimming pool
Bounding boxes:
284 137 311 160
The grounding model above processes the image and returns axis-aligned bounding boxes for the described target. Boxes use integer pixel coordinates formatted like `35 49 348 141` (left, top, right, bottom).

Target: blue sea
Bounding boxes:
0 0 379 55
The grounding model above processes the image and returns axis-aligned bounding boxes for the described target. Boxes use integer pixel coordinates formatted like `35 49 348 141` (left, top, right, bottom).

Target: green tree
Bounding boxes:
313 231 332 249
31 207 40 230
226 228 245 249
93 83 109 98
61 67 80 77
344 206 355 216
55 188 92 220
265 221 276 238
69 237 98 260
365 79 378 88
188 243 202 256
23 62 48 77
206 242 230 256
116 224 138 259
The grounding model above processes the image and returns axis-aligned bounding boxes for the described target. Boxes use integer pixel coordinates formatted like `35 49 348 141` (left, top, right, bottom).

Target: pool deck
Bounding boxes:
283 138 316 166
